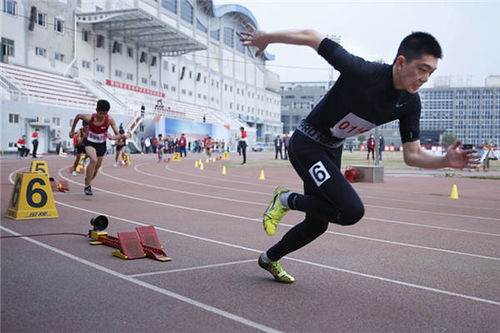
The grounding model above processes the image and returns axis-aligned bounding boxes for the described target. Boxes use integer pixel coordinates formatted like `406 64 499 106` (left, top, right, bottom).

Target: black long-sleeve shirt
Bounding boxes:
304 38 421 145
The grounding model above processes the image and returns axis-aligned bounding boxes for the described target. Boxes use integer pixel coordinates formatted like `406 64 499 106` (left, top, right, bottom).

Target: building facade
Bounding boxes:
279 80 500 147
1 0 282 154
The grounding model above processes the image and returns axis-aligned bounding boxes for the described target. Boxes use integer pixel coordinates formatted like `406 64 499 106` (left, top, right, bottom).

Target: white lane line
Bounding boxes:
141 163 500 222
134 163 269 195
365 217 500 237
107 167 500 238
100 167 264 206
0 226 282 333
8 200 500 307
56 168 500 260
365 204 500 222
163 162 500 212
129 259 256 278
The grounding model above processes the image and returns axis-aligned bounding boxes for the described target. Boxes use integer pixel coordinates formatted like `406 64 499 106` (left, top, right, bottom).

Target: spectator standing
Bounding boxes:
238 127 248 165
367 134 375 160
31 129 39 158
178 133 187 157
144 136 151 153
379 135 385 160
274 135 284 159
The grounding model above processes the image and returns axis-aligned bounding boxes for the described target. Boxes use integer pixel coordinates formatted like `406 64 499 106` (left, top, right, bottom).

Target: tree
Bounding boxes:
441 134 456 146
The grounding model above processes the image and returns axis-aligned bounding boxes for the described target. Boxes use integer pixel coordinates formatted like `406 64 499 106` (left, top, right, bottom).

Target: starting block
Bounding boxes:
222 152 229 160
121 153 131 166
76 155 86 173
49 177 70 192
88 216 171 262
173 152 181 161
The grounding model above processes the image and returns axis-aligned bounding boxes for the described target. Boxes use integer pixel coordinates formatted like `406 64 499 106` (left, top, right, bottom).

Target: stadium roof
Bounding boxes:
76 8 206 56
197 1 275 61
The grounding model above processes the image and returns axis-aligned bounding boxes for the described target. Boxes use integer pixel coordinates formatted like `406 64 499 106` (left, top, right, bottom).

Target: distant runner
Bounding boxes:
69 99 124 195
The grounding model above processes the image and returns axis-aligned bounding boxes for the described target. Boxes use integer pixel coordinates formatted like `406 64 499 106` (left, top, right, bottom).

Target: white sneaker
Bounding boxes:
113 162 118 167
72 171 77 176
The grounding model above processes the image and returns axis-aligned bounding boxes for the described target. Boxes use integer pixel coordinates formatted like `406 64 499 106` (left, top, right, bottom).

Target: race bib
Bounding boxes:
87 131 106 143
330 113 376 138
309 161 331 187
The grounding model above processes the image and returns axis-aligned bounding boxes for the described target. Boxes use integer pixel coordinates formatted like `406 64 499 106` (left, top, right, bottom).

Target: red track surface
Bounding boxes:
2 153 499 332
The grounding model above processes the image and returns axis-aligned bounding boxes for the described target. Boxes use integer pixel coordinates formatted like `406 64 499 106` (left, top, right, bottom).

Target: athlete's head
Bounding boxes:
96 99 111 112
393 32 442 93
119 129 125 135
82 121 89 128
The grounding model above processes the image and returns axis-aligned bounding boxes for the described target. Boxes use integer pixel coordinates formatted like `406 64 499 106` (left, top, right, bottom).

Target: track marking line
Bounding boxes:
106 167 500 237
139 163 500 221
8 199 500 308
55 168 500 260
6 167 499 307
0 226 282 333
129 259 256 278
100 167 264 206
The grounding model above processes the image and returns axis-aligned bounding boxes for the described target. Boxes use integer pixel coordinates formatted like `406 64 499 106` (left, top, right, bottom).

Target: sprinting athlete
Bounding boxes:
69 99 124 195
114 129 129 167
71 121 89 176
241 26 478 283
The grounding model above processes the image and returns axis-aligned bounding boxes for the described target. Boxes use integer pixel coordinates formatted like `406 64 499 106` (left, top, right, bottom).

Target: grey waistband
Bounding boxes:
296 120 344 149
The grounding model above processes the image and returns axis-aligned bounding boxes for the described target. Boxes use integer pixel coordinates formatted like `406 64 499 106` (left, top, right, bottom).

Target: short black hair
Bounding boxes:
119 129 125 134
240 127 244 130
394 32 442 63
96 99 110 111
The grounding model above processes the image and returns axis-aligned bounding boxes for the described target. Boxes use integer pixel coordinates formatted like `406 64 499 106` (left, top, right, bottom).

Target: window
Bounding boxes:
141 77 148 84
196 19 207 34
9 113 19 123
96 64 104 72
115 70 122 77
1 38 15 58
112 42 122 54
36 12 46 26
82 30 90 42
235 33 245 54
127 47 134 58
180 0 193 24
35 47 47 57
210 29 220 41
151 80 157 87
126 73 133 80
54 52 65 62
81 60 91 69
52 117 60 126
4 0 16 15
161 0 177 14
54 18 64 33
223 27 234 47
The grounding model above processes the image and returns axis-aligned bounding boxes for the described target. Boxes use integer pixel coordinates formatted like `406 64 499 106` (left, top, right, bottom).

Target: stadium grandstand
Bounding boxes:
1 0 283 155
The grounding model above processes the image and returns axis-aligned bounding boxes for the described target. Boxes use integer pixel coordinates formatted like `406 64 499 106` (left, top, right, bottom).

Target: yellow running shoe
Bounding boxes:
258 254 295 283
263 187 290 236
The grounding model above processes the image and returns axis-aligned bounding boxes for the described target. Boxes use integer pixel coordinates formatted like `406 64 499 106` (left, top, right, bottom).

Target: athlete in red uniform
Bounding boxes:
69 100 123 195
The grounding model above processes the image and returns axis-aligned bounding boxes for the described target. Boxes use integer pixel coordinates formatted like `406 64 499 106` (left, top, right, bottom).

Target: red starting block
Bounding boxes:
88 217 171 262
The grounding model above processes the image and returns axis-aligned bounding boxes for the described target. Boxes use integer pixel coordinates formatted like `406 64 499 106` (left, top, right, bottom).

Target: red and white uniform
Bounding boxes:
85 114 109 143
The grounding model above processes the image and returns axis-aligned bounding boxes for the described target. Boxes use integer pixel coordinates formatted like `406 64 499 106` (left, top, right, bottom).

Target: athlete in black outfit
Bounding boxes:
240 26 479 283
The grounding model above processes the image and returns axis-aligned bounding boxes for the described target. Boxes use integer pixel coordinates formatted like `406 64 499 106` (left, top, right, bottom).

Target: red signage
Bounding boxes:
105 80 165 97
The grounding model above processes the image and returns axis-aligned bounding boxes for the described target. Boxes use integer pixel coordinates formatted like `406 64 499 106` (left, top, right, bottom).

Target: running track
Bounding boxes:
1 153 499 332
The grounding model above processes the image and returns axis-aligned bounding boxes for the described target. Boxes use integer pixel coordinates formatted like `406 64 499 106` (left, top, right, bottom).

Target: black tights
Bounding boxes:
267 131 364 261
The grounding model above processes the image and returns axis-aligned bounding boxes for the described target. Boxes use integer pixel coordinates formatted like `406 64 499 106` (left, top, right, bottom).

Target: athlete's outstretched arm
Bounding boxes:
240 24 325 56
107 117 121 140
403 140 479 169
69 114 91 138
